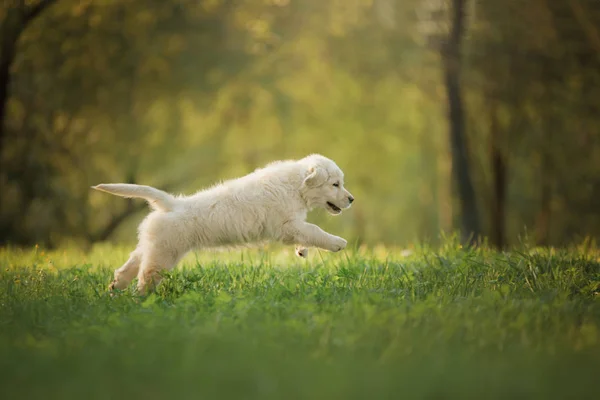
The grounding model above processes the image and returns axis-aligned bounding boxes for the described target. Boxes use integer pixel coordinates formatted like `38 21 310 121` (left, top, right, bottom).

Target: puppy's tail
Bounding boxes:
92 184 176 212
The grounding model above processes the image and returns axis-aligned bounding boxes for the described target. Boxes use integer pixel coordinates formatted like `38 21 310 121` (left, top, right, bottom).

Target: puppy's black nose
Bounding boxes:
348 196 354 204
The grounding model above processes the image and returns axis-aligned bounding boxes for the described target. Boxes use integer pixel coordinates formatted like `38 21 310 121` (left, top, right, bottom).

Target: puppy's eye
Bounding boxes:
333 183 339 187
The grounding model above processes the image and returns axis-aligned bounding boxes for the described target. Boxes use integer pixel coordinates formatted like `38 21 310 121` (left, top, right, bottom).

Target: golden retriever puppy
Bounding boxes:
92 154 354 294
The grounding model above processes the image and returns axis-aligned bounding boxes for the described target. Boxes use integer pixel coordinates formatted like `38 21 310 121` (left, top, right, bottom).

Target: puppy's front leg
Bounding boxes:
285 221 347 253
295 246 308 258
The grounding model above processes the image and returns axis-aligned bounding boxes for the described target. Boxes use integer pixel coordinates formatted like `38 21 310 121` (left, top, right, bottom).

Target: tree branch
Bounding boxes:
24 0 59 25
568 0 600 56
89 200 140 243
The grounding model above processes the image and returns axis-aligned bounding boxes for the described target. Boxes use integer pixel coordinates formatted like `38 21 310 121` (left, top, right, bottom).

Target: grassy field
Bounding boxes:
1 240 599 399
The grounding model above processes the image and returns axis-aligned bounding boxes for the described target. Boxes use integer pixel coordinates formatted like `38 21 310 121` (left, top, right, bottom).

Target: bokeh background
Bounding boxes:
1 0 599 249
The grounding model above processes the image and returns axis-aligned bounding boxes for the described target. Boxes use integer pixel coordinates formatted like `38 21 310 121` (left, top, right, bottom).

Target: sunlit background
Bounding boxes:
1 0 599 249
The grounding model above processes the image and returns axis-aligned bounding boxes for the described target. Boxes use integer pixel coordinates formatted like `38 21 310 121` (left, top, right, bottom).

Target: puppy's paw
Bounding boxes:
329 236 347 252
295 246 308 258
108 280 120 297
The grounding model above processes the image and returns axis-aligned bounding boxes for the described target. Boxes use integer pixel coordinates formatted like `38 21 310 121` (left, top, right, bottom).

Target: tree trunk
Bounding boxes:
535 149 552 246
442 0 481 244
0 1 58 173
0 16 19 172
437 146 453 234
488 99 506 249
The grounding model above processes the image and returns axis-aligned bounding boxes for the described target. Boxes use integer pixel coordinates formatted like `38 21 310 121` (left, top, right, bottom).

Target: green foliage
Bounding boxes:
1 0 599 247
1 242 599 398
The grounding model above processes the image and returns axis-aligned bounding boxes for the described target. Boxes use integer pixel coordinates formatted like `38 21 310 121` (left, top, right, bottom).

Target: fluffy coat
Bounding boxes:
92 154 354 294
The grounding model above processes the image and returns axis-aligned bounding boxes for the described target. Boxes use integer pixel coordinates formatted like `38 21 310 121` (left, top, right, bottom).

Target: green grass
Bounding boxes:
1 240 599 399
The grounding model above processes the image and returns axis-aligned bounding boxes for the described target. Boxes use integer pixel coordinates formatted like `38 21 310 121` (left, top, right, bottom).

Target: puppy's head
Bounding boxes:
299 154 354 215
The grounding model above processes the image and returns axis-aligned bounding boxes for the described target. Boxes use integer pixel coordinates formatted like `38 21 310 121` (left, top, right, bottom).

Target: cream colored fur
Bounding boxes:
92 154 354 294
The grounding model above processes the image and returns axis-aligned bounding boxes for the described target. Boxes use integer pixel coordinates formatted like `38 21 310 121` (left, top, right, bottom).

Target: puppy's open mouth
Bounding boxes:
326 202 342 214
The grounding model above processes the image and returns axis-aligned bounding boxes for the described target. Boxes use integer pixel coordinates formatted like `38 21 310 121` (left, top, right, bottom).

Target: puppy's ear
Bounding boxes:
303 166 327 187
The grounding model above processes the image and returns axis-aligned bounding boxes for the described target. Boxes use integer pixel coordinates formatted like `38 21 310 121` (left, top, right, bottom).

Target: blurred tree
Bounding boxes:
468 0 600 246
0 0 58 177
0 0 598 248
416 0 481 244
0 0 259 246
442 0 480 244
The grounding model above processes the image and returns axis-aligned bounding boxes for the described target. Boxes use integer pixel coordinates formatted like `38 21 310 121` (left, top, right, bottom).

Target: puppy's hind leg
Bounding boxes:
109 249 142 291
136 246 184 296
